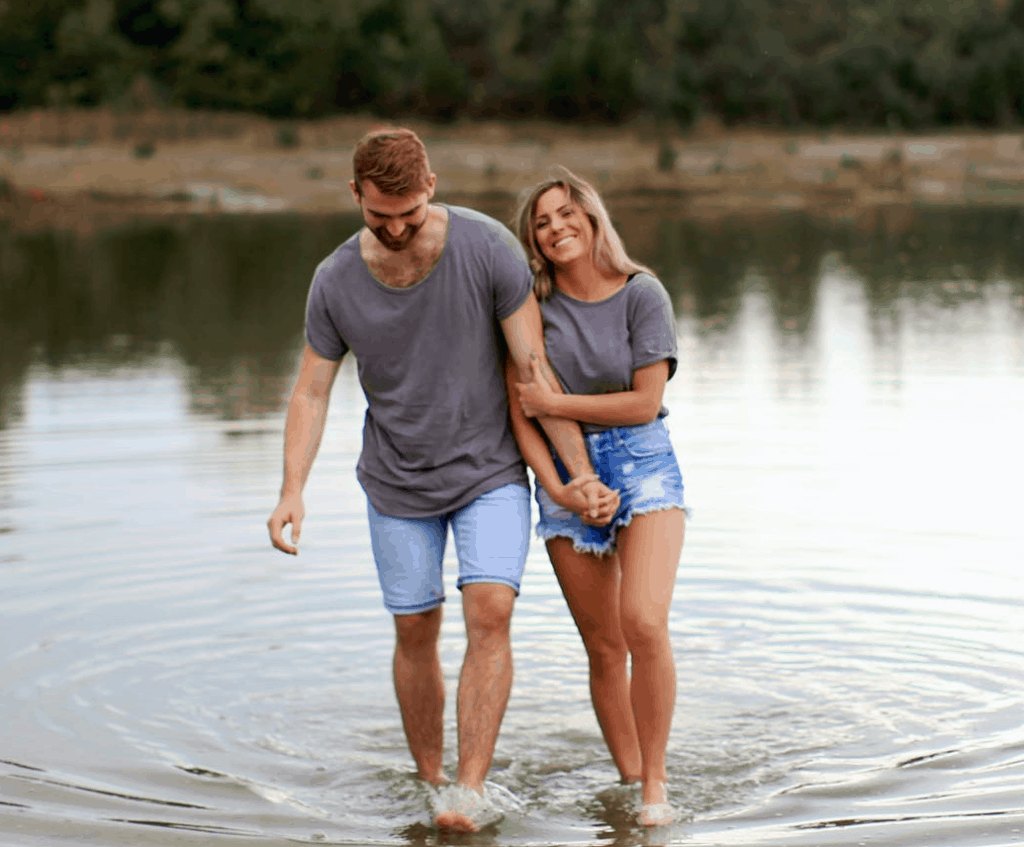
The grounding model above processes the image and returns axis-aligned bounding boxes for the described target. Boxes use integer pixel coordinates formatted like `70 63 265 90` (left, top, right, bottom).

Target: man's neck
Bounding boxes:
361 204 449 289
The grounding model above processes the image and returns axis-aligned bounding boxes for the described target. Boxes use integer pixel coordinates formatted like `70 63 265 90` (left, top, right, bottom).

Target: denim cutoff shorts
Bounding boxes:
535 418 688 556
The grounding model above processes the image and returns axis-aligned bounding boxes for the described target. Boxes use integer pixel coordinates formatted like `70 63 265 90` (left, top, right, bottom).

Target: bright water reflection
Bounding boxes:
1 204 1023 846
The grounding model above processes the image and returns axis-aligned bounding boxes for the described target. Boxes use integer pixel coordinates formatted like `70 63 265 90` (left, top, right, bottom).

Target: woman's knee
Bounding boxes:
620 612 669 655
581 627 630 673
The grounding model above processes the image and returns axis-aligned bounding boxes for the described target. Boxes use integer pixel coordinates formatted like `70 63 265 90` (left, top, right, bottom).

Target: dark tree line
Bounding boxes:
5 0 1024 128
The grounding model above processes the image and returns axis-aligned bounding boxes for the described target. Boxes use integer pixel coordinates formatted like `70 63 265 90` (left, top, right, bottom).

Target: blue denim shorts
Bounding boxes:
367 482 531 615
535 418 688 556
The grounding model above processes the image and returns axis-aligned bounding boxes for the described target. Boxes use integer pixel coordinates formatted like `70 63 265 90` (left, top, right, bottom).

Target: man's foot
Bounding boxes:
431 784 503 832
638 781 676 827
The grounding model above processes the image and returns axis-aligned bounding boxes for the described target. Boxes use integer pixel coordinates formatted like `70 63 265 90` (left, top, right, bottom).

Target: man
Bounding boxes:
267 127 617 832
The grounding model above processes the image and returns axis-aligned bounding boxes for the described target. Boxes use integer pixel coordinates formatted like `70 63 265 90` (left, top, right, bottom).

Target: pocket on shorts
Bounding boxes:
621 420 673 458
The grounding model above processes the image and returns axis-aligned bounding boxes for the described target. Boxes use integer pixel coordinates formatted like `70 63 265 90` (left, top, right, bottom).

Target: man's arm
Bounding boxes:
503 357 617 518
500 292 619 524
267 344 342 554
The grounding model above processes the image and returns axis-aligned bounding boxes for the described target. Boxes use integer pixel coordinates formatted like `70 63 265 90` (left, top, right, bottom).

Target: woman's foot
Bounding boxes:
638 781 676 827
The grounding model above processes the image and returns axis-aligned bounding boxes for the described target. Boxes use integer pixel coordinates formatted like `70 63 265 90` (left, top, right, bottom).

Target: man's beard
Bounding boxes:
372 219 424 252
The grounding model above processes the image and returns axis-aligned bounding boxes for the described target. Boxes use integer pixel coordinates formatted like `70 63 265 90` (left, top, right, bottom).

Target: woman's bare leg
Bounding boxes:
547 538 642 782
615 509 685 817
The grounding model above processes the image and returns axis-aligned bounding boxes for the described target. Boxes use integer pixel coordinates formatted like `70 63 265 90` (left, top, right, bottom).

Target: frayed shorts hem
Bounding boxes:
537 502 689 558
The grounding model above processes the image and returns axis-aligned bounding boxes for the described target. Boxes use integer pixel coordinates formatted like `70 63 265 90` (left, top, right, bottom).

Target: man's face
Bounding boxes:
352 179 435 252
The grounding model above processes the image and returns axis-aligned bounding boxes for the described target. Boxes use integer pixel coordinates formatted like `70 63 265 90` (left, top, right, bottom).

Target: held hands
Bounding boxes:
555 474 620 526
515 356 558 418
267 494 304 555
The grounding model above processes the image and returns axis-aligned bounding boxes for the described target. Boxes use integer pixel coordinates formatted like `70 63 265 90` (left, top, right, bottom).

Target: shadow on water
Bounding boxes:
4 202 1024 431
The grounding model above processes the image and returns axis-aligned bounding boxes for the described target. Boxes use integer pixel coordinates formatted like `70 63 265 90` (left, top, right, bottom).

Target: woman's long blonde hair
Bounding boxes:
514 166 653 300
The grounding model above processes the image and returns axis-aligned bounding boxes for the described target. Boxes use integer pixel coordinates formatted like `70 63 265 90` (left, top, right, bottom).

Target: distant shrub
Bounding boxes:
276 126 300 149
8 0 1024 130
657 139 677 172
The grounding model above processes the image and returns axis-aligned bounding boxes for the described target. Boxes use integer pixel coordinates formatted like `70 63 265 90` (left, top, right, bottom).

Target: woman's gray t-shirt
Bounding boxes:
541 272 677 434
304 205 532 518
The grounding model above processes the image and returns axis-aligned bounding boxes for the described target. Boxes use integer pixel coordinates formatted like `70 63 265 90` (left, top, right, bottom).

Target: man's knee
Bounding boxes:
462 583 515 642
394 606 443 651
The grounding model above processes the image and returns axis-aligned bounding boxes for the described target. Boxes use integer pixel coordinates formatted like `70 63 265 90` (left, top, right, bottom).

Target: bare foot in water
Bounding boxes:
432 784 502 832
638 781 676 827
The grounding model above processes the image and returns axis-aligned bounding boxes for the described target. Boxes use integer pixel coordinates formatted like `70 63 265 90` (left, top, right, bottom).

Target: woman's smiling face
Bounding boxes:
533 186 594 269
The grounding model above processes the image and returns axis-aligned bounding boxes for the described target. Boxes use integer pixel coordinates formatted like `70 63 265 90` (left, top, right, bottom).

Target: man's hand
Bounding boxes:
555 475 620 526
268 494 304 555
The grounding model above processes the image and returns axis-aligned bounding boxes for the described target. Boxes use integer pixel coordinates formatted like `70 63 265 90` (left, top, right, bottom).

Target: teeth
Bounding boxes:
553 236 574 247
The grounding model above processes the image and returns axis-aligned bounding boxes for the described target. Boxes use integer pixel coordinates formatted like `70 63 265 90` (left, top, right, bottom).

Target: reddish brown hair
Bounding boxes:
352 127 432 196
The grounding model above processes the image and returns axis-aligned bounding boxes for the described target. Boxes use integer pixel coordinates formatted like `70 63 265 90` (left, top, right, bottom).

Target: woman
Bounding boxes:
506 167 687 827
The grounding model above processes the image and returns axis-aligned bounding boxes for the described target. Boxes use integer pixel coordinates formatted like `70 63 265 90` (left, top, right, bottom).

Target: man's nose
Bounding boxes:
386 219 405 237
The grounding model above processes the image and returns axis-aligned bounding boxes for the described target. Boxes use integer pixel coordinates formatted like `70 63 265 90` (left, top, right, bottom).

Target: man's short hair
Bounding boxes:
352 128 432 196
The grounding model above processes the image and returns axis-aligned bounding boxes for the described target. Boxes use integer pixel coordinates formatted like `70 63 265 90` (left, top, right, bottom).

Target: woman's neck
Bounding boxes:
554 260 628 303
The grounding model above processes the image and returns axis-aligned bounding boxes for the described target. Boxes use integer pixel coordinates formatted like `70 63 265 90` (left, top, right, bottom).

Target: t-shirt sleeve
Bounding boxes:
628 275 678 379
489 224 534 321
304 259 348 361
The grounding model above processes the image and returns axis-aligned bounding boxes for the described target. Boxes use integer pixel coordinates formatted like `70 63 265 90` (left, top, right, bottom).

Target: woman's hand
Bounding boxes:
552 475 620 526
515 355 560 418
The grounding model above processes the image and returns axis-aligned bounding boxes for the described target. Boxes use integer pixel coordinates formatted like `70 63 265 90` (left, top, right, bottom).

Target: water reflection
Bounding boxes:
3 205 1024 431
0 214 361 427
2 203 1024 845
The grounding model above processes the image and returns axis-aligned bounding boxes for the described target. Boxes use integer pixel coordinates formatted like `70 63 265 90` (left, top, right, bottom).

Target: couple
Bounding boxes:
267 128 687 832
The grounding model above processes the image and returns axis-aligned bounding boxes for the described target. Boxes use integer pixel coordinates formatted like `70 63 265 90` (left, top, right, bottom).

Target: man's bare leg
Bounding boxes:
433 583 515 831
393 606 446 785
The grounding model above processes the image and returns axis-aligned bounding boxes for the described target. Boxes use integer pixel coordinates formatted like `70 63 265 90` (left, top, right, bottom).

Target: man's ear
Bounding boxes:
349 179 362 206
425 173 437 199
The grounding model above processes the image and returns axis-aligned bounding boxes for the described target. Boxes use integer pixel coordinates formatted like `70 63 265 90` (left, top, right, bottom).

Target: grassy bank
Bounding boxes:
4 109 1024 232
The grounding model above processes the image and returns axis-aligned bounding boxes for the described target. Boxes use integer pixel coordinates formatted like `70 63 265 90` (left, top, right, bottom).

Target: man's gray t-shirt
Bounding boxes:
304 205 532 518
541 272 678 434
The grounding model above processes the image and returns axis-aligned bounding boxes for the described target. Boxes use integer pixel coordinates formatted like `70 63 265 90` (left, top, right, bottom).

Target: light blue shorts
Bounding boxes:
535 418 688 557
367 483 531 615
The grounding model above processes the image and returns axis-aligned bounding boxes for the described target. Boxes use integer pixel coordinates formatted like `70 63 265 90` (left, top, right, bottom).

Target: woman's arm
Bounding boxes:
514 359 670 427
500 294 619 524
503 357 617 519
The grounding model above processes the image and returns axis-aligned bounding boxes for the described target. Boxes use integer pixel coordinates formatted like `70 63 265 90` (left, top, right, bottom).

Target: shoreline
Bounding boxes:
4 110 1024 232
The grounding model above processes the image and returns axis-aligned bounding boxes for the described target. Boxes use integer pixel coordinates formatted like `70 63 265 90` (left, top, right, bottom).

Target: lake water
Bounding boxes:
1 201 1023 847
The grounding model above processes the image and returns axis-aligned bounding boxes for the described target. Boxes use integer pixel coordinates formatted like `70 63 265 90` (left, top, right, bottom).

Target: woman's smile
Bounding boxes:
534 187 594 265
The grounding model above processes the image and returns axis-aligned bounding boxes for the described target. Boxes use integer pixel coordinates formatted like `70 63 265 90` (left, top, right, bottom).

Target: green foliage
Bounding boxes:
4 0 1024 128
